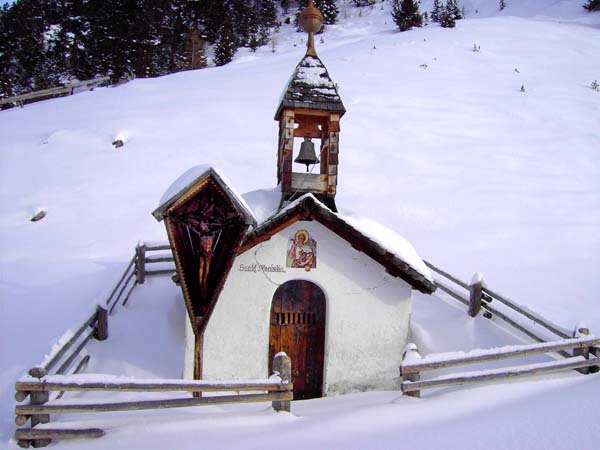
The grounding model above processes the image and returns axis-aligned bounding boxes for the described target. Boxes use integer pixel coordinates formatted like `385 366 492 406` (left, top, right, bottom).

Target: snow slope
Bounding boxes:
1 1 599 448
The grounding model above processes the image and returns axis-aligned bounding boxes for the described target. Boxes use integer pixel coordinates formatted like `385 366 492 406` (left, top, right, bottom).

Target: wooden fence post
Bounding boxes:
135 243 146 284
573 325 591 374
468 274 484 317
27 388 51 448
272 352 291 412
590 346 600 374
401 344 421 398
95 305 108 341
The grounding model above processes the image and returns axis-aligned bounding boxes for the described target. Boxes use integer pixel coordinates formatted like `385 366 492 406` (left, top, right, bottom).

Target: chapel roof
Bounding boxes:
275 54 346 120
240 194 436 294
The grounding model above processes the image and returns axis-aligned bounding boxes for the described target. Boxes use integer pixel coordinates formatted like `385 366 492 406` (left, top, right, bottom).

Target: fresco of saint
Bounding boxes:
287 229 317 271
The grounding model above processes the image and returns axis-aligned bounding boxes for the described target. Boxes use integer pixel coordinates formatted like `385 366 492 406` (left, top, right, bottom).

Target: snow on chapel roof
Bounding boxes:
240 194 435 294
275 54 346 120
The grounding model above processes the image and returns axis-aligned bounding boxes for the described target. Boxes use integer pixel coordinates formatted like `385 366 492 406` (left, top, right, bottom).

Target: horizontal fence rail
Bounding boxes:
16 392 294 415
402 356 600 394
400 337 600 397
401 337 600 375
0 77 110 107
423 260 572 345
16 376 292 393
14 352 292 448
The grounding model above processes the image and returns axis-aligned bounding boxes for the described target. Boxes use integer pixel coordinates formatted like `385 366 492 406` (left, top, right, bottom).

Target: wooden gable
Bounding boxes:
153 168 255 334
239 195 436 294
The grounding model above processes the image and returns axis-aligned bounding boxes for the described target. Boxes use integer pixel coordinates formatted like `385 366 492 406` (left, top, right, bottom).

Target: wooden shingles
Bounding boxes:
275 55 346 120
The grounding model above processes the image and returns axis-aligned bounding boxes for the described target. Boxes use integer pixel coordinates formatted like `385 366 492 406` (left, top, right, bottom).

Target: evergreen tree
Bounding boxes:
446 0 463 20
500 0 506 11
431 0 442 22
317 0 339 25
3 0 50 91
583 0 600 11
196 0 228 43
391 0 423 32
214 16 237 66
439 3 456 28
0 0 282 99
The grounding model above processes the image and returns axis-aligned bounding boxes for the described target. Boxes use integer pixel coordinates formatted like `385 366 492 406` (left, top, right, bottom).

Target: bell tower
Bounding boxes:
275 0 346 212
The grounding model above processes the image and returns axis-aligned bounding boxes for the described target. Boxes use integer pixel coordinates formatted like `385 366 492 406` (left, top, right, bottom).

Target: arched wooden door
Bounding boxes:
269 280 326 400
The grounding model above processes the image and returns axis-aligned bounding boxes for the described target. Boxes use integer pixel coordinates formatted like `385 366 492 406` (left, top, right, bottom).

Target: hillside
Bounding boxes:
1 1 599 448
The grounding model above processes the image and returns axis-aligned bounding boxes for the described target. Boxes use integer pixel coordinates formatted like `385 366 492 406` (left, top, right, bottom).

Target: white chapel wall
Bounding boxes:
184 220 412 395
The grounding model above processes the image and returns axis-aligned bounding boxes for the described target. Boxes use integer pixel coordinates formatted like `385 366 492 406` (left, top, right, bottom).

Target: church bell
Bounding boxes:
294 137 319 172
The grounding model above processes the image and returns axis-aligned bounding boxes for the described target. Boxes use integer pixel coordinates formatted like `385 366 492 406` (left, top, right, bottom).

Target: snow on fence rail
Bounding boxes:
14 353 292 448
423 260 572 346
0 77 110 108
400 337 600 398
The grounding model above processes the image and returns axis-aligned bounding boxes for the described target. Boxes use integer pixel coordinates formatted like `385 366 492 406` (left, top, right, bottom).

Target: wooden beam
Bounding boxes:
434 281 469 306
401 356 600 393
468 277 483 317
0 77 110 106
109 271 136 314
401 337 600 374
0 86 70 105
16 378 291 393
290 173 327 193
424 261 469 290
14 429 104 440
135 243 146 284
40 312 97 373
145 269 176 276
105 254 136 308
94 306 108 341
145 256 174 264
16 392 294 415
145 244 172 251
55 329 95 375
29 391 49 428
482 286 570 339
119 278 138 307
55 355 91 399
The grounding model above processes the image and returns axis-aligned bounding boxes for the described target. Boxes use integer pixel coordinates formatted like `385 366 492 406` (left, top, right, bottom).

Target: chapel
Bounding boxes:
153 1 435 400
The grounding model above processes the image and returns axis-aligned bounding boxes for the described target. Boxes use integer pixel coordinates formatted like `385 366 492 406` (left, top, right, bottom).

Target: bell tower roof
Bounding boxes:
275 54 346 120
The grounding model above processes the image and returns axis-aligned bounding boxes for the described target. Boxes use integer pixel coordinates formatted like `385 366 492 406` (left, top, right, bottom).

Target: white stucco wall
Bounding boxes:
184 220 412 395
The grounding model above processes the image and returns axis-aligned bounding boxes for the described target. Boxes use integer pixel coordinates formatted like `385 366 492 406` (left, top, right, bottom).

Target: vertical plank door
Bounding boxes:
269 280 326 400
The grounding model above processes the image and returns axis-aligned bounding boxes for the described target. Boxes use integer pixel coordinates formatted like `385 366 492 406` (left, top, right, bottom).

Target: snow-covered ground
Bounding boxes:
1 1 599 448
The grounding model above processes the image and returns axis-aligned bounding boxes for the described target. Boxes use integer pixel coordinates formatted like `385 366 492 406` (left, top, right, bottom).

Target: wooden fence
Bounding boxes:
13 243 290 447
400 338 600 397
400 260 600 397
106 242 174 315
0 76 110 108
424 260 574 345
14 352 292 448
